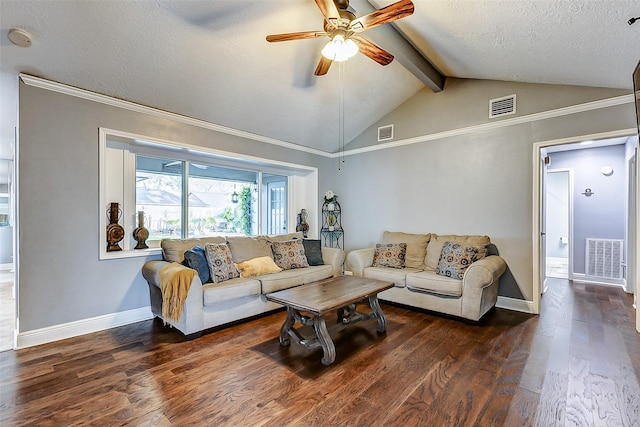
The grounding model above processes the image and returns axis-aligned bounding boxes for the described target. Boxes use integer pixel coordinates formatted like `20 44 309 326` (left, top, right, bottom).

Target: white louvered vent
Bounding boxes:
489 94 516 118
378 124 394 142
585 238 623 279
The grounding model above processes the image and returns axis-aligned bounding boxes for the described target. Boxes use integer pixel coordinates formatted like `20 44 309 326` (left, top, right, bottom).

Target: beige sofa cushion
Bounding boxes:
161 236 226 263
266 232 304 242
406 271 463 297
382 231 431 269
203 277 261 306
424 234 490 271
226 236 273 263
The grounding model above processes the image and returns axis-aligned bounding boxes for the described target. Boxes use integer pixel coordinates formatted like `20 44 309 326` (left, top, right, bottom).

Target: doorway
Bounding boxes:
545 169 571 280
533 131 639 331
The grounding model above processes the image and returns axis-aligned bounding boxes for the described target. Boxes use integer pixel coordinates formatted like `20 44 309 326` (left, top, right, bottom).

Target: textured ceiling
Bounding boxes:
1 0 639 154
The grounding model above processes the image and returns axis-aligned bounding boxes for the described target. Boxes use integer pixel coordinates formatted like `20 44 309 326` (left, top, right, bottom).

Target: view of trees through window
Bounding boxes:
135 155 287 240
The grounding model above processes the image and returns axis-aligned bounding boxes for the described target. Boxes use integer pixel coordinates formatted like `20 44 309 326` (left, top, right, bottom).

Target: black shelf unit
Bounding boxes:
321 200 343 249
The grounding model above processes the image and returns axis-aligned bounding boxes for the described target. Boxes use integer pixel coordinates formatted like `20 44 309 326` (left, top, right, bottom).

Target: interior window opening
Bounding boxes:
135 155 262 239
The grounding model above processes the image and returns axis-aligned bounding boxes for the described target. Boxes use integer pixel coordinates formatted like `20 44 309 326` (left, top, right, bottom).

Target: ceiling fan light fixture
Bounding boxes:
321 35 358 62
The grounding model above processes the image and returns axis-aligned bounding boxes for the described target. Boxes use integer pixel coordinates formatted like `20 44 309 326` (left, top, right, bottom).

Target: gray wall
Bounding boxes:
549 145 627 274
323 79 634 302
18 76 636 332
18 82 326 332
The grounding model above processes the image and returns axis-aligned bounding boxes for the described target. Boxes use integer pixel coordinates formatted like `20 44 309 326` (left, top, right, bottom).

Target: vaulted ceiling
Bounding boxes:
1 0 639 154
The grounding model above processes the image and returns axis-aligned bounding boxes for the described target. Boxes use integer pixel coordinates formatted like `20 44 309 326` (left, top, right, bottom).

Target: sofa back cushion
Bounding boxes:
266 232 304 242
425 234 490 271
226 236 273 263
382 231 431 269
161 236 226 263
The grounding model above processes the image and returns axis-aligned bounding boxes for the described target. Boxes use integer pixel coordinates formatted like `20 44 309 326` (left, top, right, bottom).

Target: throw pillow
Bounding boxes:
435 241 481 280
271 239 310 270
183 245 211 283
204 242 240 283
372 243 407 269
236 256 282 278
302 239 324 266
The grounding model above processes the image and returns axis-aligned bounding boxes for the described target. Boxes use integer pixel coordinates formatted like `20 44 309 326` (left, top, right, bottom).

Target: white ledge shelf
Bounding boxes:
99 247 162 261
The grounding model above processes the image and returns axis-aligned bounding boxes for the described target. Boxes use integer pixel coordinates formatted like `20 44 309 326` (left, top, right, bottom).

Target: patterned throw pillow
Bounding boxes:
435 241 480 280
372 243 407 269
204 242 240 283
271 239 310 270
183 245 211 283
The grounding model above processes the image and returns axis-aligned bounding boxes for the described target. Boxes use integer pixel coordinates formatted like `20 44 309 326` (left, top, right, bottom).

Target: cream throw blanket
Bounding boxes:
160 262 197 323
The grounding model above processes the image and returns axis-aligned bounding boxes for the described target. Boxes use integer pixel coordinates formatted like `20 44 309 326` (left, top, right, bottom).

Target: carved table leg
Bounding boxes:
313 314 336 365
369 295 387 333
279 306 296 346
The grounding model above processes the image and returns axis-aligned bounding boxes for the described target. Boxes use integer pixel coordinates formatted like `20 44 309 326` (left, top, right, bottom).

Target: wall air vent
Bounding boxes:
585 238 623 279
489 94 516 119
378 124 394 142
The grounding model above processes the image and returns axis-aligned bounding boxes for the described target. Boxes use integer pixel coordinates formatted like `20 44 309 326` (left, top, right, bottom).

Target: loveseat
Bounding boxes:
346 231 506 321
142 232 345 337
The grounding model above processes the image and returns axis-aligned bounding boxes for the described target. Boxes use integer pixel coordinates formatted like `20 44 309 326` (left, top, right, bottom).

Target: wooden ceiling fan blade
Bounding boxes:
352 36 394 65
315 0 341 29
314 56 333 76
266 31 328 43
348 0 414 32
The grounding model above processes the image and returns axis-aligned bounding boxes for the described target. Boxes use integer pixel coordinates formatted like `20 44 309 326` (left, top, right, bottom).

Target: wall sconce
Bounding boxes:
582 188 594 197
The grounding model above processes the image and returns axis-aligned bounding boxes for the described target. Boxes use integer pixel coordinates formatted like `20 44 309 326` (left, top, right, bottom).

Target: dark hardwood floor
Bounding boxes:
1 278 639 426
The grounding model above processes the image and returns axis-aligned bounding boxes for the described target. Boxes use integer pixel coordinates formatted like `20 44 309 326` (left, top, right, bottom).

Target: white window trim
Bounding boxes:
98 128 318 260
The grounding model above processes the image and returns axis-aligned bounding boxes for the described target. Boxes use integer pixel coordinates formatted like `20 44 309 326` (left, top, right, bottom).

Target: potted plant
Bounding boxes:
328 212 336 231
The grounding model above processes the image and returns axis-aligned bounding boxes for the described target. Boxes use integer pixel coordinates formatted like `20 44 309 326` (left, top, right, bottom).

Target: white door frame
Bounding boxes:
532 129 637 316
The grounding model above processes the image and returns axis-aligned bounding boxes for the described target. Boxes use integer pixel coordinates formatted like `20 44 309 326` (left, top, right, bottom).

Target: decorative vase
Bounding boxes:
106 202 125 252
133 210 149 249
326 202 335 211
295 209 309 238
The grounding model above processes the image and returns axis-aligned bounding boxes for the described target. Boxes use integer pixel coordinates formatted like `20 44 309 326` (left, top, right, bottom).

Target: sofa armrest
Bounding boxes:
142 260 204 335
346 248 375 276
461 255 507 321
322 247 346 277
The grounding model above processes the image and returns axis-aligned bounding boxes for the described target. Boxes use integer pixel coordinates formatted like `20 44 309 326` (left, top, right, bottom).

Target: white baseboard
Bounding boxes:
16 306 153 349
571 273 625 288
496 296 535 314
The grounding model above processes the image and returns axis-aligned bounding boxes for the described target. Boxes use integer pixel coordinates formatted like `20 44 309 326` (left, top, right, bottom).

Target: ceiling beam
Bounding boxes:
350 0 445 92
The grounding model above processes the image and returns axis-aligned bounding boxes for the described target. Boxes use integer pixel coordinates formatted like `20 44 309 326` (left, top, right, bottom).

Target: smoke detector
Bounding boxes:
8 29 32 48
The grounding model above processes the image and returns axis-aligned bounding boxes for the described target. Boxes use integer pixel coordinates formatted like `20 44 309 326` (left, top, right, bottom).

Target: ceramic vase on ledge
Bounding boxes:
106 202 125 252
133 210 149 249
295 209 309 238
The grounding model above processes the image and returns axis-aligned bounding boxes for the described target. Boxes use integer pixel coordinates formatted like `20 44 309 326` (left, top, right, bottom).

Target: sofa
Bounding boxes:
142 232 345 337
346 231 507 321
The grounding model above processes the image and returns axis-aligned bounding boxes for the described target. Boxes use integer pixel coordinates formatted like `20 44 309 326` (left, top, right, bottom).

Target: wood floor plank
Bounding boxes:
534 370 568 427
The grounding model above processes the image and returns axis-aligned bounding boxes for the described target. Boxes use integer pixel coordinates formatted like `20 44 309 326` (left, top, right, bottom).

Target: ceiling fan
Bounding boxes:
266 0 415 76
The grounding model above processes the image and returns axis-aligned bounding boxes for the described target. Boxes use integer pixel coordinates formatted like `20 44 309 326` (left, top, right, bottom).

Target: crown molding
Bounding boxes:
19 74 331 158
339 93 635 157
20 74 634 159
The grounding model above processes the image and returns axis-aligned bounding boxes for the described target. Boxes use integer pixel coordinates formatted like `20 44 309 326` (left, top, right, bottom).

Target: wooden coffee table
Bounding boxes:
265 275 394 365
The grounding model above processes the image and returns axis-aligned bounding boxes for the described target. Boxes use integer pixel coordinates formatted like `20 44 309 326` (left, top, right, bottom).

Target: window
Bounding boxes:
99 128 318 259
135 156 259 238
